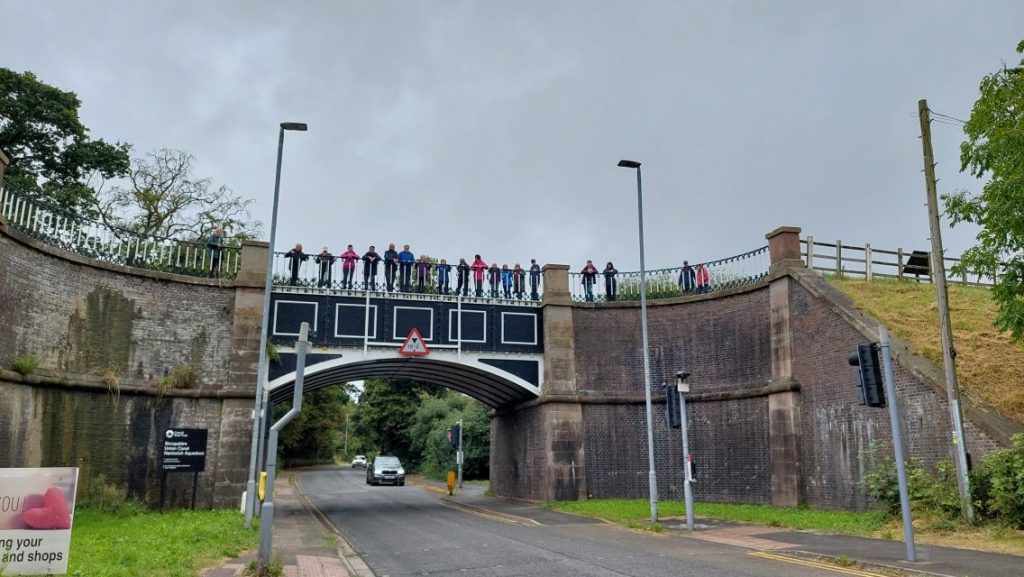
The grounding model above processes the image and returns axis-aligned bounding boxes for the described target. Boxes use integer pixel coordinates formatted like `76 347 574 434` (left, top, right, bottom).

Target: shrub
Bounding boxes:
973 434 1024 528
11 354 40 376
79 474 144 516
862 441 956 518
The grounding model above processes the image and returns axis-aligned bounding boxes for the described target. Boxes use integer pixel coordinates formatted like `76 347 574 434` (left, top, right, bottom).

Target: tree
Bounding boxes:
943 40 1024 340
274 384 356 466
353 378 443 468
94 148 261 241
408 391 490 480
0 68 130 210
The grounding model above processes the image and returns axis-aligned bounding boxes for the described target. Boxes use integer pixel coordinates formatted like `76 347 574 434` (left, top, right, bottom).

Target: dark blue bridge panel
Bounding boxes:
269 292 543 354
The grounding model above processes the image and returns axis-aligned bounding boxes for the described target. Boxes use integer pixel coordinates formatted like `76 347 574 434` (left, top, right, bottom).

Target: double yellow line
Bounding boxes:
749 551 890 577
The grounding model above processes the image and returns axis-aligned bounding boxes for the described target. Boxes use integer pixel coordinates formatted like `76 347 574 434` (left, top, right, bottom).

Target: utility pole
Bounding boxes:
918 99 974 521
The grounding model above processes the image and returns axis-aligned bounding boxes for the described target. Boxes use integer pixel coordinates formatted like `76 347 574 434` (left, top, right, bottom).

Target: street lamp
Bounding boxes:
617 159 659 523
245 121 308 527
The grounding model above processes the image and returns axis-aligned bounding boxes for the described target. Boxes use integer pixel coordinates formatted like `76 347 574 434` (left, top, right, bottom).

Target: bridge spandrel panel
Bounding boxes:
269 292 542 354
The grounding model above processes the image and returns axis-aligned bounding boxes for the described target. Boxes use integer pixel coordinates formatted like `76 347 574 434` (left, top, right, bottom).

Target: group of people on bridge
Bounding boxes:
281 243 544 300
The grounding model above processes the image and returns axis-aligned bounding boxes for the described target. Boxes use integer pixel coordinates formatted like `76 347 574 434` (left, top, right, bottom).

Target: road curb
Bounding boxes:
290 475 377 577
780 550 963 577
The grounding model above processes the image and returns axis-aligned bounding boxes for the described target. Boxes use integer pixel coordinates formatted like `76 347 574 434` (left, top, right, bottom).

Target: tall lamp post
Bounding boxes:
245 121 307 527
618 159 659 523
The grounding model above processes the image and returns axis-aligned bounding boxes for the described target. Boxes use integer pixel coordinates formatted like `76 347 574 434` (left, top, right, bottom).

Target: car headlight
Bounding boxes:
396 468 405 475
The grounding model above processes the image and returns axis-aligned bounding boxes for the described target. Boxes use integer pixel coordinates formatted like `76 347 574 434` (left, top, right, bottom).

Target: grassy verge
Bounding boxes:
547 499 885 535
547 499 1024 556
63 508 256 577
828 278 1024 422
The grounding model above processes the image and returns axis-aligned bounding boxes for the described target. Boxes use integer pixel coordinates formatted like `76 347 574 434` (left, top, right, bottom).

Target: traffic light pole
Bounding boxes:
879 326 917 562
677 386 695 531
457 419 464 489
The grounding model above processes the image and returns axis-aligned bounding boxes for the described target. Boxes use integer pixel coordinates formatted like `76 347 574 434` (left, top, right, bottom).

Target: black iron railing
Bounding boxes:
271 251 544 303
568 246 770 303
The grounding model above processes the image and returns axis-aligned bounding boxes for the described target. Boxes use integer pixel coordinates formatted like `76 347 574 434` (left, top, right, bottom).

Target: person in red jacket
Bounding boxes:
471 255 487 297
695 263 710 293
581 260 599 302
340 244 359 289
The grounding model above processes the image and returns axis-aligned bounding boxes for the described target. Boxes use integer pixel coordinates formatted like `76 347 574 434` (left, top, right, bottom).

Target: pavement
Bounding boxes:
202 473 1022 577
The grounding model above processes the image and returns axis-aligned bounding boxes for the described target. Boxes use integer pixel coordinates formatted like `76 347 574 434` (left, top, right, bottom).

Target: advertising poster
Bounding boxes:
0 468 79 575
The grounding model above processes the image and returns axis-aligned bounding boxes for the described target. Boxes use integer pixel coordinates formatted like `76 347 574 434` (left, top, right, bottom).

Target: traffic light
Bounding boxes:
664 384 681 429
849 344 885 407
449 424 461 448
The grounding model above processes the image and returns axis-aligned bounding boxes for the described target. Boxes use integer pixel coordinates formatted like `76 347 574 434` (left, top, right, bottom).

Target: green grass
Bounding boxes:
829 278 1024 422
63 508 256 577
547 499 886 535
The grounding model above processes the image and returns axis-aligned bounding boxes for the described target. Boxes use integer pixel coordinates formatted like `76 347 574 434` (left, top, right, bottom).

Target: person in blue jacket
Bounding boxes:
501 264 513 299
436 258 452 295
398 244 415 292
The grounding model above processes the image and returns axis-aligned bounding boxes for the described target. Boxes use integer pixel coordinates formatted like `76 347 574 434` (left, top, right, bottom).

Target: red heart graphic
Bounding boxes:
22 487 71 530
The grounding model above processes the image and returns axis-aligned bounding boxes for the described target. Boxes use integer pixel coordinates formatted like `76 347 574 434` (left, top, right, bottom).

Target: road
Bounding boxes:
297 468 849 577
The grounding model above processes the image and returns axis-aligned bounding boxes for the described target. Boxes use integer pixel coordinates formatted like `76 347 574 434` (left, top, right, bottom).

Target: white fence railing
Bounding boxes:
0 182 241 278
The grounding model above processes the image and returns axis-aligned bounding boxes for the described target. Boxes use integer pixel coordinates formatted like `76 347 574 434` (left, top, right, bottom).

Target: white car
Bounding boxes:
351 455 367 468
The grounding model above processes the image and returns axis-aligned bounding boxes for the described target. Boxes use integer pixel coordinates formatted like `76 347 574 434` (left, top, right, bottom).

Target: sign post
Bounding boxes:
160 428 208 510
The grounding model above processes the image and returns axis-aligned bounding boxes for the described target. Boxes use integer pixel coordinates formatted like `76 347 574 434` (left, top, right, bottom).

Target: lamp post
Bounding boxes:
245 121 307 528
618 159 659 523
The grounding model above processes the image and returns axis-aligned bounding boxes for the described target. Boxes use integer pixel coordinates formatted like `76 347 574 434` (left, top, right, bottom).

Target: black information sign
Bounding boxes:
161 428 208 472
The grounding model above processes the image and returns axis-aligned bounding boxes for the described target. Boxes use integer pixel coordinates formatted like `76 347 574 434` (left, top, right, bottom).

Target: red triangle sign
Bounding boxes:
398 327 430 356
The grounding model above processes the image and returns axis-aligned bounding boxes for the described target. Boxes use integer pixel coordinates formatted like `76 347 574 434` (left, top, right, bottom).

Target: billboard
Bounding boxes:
0 467 79 575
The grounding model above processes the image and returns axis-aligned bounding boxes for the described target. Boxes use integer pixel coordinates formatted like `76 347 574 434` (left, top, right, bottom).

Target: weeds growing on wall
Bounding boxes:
158 364 199 392
11 354 40 376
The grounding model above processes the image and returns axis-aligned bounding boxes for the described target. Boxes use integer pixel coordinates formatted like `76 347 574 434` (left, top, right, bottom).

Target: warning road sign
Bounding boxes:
398 327 430 356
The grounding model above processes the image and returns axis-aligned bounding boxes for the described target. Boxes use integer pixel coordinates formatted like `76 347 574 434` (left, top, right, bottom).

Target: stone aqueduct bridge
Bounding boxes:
1 183 1020 508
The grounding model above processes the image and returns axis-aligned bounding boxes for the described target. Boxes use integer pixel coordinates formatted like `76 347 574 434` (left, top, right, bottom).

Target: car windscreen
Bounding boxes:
375 457 401 467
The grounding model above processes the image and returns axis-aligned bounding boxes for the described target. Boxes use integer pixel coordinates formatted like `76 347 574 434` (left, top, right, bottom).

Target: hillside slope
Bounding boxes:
829 279 1024 424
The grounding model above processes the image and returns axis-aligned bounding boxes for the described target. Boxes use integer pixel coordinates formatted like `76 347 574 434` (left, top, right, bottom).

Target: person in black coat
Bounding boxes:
383 243 399 292
315 247 336 288
285 243 308 286
603 261 618 301
362 246 381 290
456 258 470 297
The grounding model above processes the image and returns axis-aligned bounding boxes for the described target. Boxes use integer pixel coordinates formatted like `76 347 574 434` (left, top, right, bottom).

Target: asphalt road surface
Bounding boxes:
298 468 846 577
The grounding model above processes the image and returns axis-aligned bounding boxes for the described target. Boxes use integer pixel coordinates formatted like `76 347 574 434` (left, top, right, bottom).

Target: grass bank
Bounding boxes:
547 499 1024 556
63 508 256 577
829 278 1024 422
547 499 885 535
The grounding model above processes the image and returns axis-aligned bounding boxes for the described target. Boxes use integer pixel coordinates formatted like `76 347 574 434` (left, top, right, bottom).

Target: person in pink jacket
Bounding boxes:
471 254 487 297
695 263 710 293
340 244 359 289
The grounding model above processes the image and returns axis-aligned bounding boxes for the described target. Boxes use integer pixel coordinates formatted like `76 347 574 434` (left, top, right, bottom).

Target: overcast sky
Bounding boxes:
4 1 1022 273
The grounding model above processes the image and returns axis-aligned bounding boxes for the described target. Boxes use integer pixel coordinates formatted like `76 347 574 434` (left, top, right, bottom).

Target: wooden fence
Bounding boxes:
801 236 996 287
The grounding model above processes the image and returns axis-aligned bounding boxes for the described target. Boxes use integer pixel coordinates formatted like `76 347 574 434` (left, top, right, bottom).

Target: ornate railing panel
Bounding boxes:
0 182 240 279
568 246 770 303
271 251 544 303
